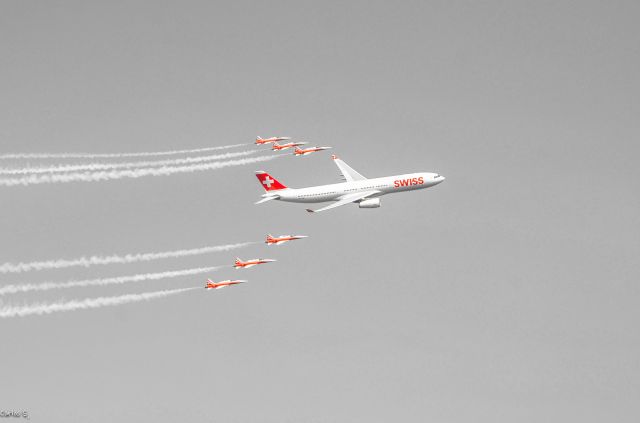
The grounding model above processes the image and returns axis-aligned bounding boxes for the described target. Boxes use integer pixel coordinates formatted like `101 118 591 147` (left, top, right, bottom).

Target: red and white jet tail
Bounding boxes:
255 171 287 192
266 234 285 245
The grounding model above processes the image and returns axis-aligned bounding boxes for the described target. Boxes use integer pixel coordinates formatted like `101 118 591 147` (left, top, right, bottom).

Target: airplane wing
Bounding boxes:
332 156 367 182
306 190 380 213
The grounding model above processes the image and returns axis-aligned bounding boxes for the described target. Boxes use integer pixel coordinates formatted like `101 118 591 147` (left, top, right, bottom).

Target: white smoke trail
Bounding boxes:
0 150 259 175
0 155 279 187
0 287 198 318
0 144 247 160
0 242 255 274
0 265 224 296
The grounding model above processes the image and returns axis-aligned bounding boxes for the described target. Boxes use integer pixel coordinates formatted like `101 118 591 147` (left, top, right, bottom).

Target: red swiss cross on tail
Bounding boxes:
255 171 287 191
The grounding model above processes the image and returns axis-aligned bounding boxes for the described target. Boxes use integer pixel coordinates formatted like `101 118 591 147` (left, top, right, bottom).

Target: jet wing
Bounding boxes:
332 156 367 182
306 190 380 213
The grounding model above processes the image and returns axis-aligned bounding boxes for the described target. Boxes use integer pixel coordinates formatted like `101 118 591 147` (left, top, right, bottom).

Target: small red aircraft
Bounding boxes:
271 141 307 151
205 279 246 290
256 136 291 145
293 146 332 156
234 257 276 269
265 234 308 246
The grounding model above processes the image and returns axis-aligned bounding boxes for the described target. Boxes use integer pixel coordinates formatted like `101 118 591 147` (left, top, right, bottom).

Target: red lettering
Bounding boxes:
394 178 424 188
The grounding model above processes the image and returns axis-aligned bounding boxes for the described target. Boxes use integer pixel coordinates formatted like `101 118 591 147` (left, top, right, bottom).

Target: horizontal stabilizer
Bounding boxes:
255 195 279 204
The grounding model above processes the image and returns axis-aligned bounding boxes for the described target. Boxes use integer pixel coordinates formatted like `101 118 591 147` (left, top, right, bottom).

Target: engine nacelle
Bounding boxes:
359 198 381 208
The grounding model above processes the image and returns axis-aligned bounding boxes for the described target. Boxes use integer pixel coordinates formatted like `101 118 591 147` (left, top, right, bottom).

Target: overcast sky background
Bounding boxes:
1 1 638 422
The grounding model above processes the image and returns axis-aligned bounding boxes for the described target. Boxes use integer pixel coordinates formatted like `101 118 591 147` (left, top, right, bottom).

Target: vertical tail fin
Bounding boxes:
255 171 287 191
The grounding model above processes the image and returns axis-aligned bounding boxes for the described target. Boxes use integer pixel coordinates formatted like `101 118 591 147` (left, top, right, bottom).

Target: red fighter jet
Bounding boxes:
256 136 291 145
265 234 308 246
293 146 332 157
234 257 276 269
271 141 307 151
205 279 246 290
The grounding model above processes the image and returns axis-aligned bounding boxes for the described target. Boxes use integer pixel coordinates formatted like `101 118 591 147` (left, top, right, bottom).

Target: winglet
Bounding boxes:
306 208 315 213
331 154 338 160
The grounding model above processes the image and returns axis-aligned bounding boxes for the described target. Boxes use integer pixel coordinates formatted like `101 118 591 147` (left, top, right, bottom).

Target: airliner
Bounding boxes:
255 155 445 213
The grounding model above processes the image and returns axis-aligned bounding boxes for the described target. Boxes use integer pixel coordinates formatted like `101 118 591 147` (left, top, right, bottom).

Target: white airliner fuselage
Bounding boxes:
255 156 444 212
271 173 442 203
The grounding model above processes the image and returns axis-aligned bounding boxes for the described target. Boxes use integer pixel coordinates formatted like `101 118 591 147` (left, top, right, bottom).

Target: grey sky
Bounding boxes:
0 1 638 421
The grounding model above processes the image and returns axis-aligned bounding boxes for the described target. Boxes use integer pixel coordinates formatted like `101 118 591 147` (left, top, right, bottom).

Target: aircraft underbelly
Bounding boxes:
282 192 343 203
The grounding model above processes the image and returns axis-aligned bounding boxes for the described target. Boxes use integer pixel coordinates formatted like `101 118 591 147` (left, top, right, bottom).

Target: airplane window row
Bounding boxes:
299 192 338 198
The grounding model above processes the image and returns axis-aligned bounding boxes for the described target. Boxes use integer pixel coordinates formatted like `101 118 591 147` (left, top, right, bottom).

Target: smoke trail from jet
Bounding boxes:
0 144 247 160
0 150 259 175
0 266 223 295
0 155 279 187
0 287 198 318
0 242 256 274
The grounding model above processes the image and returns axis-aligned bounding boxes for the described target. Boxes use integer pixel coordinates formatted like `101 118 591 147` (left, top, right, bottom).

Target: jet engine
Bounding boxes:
359 198 381 208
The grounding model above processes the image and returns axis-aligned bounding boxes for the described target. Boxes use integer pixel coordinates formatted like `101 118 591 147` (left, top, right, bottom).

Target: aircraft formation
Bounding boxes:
255 135 332 156
0 136 444 313
254 135 445 213
204 233 307 291
207 134 445 291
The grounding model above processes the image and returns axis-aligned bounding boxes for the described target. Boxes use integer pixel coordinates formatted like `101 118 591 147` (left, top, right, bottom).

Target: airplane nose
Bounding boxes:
433 175 445 185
